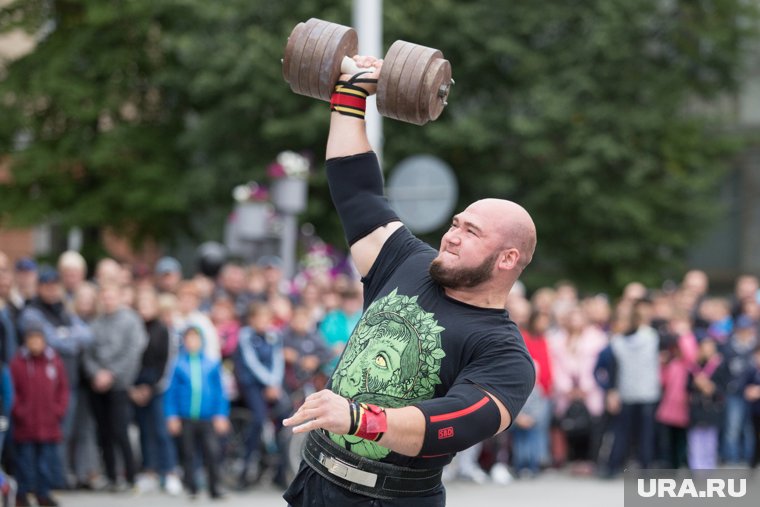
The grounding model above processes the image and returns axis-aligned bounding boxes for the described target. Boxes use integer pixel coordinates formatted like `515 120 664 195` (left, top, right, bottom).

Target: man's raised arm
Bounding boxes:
324 56 402 277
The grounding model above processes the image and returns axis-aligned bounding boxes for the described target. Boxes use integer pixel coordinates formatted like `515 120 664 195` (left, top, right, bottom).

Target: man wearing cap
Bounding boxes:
258 255 287 298
155 257 183 295
13 258 38 307
19 266 93 488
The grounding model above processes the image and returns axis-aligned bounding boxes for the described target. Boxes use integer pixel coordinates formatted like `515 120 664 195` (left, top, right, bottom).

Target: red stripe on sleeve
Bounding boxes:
429 396 490 423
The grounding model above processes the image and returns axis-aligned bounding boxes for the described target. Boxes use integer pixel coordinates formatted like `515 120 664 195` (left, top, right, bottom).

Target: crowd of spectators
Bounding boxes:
0 247 759 504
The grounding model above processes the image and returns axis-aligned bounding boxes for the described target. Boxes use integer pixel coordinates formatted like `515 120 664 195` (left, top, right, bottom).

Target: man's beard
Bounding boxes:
429 251 499 289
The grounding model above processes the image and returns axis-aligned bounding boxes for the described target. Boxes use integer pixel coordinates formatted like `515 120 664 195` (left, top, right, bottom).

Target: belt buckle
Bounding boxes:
319 453 378 488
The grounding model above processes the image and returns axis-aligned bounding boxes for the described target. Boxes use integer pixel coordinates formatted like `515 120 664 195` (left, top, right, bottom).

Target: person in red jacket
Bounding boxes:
10 326 69 507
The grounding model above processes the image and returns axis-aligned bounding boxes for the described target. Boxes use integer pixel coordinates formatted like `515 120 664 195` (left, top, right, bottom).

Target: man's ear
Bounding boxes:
498 248 520 271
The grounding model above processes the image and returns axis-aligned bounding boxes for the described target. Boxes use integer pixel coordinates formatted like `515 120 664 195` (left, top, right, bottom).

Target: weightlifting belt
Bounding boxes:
302 430 443 499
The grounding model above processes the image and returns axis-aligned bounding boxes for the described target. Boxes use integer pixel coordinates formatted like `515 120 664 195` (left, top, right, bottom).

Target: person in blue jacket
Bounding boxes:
165 325 230 499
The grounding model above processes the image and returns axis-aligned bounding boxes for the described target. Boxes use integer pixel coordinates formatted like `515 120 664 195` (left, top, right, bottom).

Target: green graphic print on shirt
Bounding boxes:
329 289 446 460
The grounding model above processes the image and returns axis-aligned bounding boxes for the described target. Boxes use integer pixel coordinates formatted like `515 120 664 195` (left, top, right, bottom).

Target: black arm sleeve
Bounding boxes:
326 152 400 246
413 383 501 456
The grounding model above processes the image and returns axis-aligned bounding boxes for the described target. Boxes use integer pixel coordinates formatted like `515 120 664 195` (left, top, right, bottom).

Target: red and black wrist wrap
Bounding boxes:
330 82 369 119
347 400 387 442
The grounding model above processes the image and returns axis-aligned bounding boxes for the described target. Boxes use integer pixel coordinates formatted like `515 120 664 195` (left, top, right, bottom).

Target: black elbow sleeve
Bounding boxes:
414 383 501 456
326 152 399 246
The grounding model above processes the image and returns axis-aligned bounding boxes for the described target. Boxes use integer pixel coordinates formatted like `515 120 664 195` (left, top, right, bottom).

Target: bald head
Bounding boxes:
464 199 537 272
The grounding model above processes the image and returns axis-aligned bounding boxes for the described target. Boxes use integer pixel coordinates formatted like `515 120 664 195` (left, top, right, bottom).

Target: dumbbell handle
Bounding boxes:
341 56 376 76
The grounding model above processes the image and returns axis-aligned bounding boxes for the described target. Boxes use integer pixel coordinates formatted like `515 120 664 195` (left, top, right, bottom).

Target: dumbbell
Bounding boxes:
282 18 453 126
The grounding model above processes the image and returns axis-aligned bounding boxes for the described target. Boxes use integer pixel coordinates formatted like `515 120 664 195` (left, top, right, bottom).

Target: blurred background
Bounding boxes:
2 1 760 506
1 0 760 293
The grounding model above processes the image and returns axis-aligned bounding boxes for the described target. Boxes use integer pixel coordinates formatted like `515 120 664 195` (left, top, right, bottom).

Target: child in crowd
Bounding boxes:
655 311 697 469
165 326 230 500
10 326 69 507
282 305 332 404
234 303 287 488
687 336 728 470
511 364 548 478
210 296 241 360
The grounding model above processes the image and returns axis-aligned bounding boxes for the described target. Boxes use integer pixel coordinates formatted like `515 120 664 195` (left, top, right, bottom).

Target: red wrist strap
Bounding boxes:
354 402 387 442
330 83 368 120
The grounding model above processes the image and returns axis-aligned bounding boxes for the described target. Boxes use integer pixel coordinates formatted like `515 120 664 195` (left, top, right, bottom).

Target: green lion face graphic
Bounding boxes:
329 289 446 460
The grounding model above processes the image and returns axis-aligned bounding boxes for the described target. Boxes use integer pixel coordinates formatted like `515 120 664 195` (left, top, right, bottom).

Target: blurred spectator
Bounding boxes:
282 306 331 403
82 283 147 490
606 300 661 476
258 256 286 298
94 258 121 287
521 310 553 469
682 270 709 299
214 263 249 318
682 270 710 337
655 311 697 469
511 369 546 478
621 282 648 305
687 336 728 470
702 297 733 344
69 283 102 490
743 345 760 468
165 326 230 500
57 251 87 307
13 259 38 306
721 316 758 464
131 288 181 495
18 266 93 488
154 257 182 295
269 293 294 330
174 281 220 363
11 326 68 507
319 283 363 375
549 306 606 473
193 273 216 313
507 296 531 330
530 288 555 318
731 275 759 319
0 252 19 365
583 294 612 333
297 281 327 326
157 292 178 329
210 296 241 360
233 303 286 488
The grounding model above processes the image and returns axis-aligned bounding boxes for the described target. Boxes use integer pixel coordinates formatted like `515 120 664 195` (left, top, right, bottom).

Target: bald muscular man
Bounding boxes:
283 55 537 506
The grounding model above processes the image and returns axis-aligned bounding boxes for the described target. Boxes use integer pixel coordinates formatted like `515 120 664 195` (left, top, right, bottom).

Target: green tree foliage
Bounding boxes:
0 0 755 290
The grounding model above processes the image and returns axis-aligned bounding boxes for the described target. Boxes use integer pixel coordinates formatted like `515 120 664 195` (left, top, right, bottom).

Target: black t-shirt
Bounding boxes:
327 226 535 469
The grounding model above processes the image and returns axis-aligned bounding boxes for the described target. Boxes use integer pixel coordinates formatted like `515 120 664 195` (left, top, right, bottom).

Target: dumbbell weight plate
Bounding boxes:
317 25 358 100
377 40 417 122
298 20 332 100
307 21 341 100
400 44 441 125
283 18 358 101
378 41 451 125
420 57 452 124
283 20 316 95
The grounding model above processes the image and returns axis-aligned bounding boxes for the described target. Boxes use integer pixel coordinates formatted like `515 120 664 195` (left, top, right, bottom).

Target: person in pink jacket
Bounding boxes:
549 306 607 472
655 311 698 469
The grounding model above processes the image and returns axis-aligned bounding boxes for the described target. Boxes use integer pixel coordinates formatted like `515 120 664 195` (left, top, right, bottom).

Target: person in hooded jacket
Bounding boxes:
165 325 230 499
10 326 68 506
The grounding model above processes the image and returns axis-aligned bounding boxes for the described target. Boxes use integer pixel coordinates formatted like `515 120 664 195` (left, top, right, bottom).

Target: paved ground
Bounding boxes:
54 470 624 507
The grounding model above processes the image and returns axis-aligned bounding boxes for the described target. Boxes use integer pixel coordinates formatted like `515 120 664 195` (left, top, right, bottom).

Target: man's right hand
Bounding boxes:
339 55 383 96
